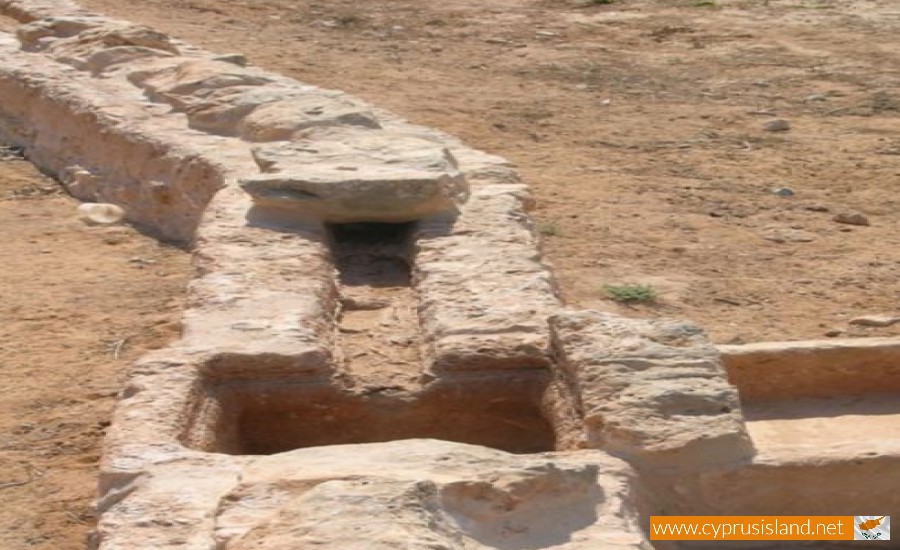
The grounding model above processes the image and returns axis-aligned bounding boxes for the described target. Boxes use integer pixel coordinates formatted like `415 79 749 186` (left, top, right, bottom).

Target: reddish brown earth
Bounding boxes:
0 152 189 549
1 0 899 547
76 0 900 345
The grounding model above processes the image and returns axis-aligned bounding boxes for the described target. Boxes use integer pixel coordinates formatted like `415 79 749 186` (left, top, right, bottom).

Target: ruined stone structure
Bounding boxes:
0 1 896 548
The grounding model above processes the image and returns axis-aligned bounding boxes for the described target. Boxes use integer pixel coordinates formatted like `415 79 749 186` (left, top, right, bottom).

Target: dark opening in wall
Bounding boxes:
182 372 556 456
326 221 416 288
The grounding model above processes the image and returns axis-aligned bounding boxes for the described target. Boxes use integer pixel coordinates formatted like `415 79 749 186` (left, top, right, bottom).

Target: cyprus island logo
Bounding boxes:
854 516 890 541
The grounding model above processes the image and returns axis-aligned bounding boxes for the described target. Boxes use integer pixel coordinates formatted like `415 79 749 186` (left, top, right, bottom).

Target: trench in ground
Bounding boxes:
327 221 423 386
182 373 556 455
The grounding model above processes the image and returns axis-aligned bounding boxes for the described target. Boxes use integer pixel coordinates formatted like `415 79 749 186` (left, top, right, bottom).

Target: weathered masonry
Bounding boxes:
0 1 897 548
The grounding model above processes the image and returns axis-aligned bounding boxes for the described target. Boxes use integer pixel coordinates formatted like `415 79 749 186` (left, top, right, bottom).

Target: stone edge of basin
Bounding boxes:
719 337 900 401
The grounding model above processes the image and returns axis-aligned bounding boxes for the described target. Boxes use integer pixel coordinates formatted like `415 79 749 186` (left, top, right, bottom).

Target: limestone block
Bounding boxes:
416 186 560 372
182 86 312 135
719 338 900 401
240 128 468 223
16 15 101 49
41 22 179 69
84 45 175 75
96 458 244 550
550 311 755 467
212 440 653 550
183 190 338 373
238 95 381 142
130 59 274 110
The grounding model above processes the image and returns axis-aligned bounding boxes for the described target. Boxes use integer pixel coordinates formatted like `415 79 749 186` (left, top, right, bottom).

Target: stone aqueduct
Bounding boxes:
0 1 897 548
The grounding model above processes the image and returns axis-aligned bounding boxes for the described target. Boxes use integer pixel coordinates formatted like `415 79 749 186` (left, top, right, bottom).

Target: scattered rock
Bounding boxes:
770 187 794 197
833 212 870 226
78 202 126 225
762 227 816 243
103 234 128 245
802 203 829 212
824 328 844 338
848 315 900 328
763 119 791 132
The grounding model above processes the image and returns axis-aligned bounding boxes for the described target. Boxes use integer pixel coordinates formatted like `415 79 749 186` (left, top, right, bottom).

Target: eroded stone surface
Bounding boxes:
242 128 468 223
238 95 381 141
550 311 755 467
96 440 652 550
417 184 560 373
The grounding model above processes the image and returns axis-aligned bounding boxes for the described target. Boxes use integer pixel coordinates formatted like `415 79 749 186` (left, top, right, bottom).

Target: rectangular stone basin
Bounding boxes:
180 367 556 456
683 338 900 529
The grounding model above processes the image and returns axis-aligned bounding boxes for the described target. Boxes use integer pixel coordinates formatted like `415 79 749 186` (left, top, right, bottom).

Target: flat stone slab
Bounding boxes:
240 128 468 223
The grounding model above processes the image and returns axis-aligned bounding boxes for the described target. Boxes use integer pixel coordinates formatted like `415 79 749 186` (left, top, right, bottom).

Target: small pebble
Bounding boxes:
763 119 791 132
771 187 794 197
78 203 125 226
833 212 869 226
103 235 127 245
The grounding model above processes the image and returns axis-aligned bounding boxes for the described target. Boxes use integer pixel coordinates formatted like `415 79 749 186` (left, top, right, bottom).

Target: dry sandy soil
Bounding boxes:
1 0 899 547
0 151 189 549
77 0 900 345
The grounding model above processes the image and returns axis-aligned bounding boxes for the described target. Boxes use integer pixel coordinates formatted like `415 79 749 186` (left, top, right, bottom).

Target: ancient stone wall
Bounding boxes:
1 1 898 548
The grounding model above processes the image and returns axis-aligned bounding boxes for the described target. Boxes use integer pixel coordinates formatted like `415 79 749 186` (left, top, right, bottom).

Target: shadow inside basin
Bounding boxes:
182 373 556 455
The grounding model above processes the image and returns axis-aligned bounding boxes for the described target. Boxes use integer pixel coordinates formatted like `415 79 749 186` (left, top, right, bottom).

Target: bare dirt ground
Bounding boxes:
78 0 900 345
1 0 899 548
0 151 189 549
